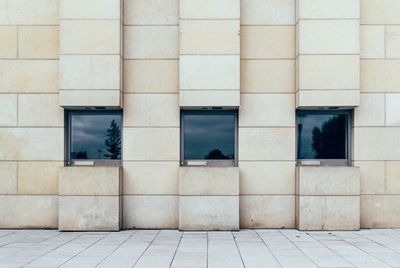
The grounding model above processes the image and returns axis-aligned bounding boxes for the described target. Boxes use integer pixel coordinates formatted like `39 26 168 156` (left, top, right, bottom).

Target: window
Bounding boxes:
296 110 351 166
181 110 238 166
67 110 122 166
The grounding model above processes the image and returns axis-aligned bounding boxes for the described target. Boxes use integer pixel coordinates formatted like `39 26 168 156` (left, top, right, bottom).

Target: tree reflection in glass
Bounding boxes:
70 113 122 160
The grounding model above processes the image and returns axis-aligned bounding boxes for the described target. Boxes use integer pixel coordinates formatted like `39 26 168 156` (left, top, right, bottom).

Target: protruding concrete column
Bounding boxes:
59 0 123 108
179 0 240 107
296 0 360 108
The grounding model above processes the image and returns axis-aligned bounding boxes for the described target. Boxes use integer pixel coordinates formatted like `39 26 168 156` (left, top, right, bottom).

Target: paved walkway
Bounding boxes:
0 229 400 267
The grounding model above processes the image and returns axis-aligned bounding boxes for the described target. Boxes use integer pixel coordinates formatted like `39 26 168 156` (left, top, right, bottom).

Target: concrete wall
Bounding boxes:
0 0 399 230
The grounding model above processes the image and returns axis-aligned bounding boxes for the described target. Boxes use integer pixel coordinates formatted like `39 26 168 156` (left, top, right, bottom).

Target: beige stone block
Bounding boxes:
297 196 360 230
361 60 400 93
298 55 360 90
354 93 385 127
239 128 295 161
179 196 239 230
59 167 121 196
59 196 120 231
239 161 295 195
18 94 63 127
0 0 58 25
361 195 400 228
180 55 239 90
241 60 295 93
0 26 17 59
354 161 385 194
361 0 400 25
123 195 178 229
123 128 179 161
386 26 400 59
241 26 295 59
60 55 120 90
360 25 385 59
124 26 179 59
298 20 359 55
0 94 17 126
241 0 295 25
297 166 360 196
180 0 239 19
386 161 400 194
296 90 360 108
179 90 240 107
18 26 58 60
0 128 63 161
180 20 239 55
18 161 62 195
240 94 295 127
123 162 179 195
59 90 122 108
124 0 178 25
60 20 120 55
298 0 360 19
0 162 17 194
240 195 295 228
179 167 239 196
123 94 179 127
386 94 400 126
0 60 58 93
0 195 57 228
60 0 120 19
124 60 178 93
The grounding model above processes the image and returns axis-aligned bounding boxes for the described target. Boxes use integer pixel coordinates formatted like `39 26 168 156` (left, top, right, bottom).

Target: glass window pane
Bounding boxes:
70 113 122 160
183 113 236 161
297 113 348 160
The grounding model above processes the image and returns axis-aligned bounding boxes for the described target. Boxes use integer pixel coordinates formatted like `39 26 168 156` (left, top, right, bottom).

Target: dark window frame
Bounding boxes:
296 109 352 166
180 110 238 167
66 110 123 166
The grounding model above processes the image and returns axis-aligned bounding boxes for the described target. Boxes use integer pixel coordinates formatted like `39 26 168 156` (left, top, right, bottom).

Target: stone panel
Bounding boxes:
239 128 295 161
179 90 240 107
18 161 62 195
0 94 17 126
18 94 63 127
0 128 63 161
240 60 295 93
180 0 240 19
180 55 240 90
240 94 295 127
123 94 179 127
296 90 360 108
18 26 59 59
123 195 178 229
241 0 295 25
60 0 120 19
124 0 178 25
179 167 239 196
241 26 295 59
360 25 385 59
361 195 400 228
354 161 385 194
59 90 122 107
0 162 17 194
124 60 178 93
386 161 400 194
239 161 295 195
60 20 120 55
298 0 360 19
123 128 179 161
123 162 179 195
59 55 120 90
179 196 239 230
361 0 400 25
59 196 120 231
240 195 295 229
361 60 400 93
0 195 58 228
0 0 58 25
180 20 240 55
386 94 400 126
354 93 385 127
124 26 179 59
0 26 17 59
0 60 58 93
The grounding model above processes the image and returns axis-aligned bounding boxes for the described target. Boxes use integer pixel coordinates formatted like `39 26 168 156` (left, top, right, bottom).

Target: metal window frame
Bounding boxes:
296 109 352 166
66 109 123 167
180 109 239 167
